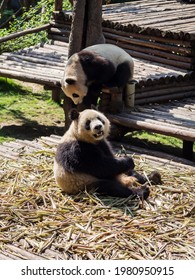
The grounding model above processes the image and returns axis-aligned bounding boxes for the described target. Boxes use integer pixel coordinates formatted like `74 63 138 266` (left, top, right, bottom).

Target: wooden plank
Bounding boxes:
0 68 60 86
125 111 195 130
108 114 195 141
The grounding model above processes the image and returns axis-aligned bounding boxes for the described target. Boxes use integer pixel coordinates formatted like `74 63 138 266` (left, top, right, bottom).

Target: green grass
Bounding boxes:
0 78 64 143
125 130 195 155
128 130 183 149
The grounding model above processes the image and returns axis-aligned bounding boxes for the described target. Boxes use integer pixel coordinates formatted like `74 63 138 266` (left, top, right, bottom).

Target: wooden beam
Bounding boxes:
0 24 50 44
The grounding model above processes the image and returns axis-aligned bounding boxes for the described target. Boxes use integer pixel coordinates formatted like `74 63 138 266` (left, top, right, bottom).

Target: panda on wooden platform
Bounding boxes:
54 108 153 199
61 44 134 111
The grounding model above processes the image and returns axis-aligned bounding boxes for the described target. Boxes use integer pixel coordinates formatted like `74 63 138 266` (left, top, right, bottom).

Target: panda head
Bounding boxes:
69 108 110 143
61 53 88 105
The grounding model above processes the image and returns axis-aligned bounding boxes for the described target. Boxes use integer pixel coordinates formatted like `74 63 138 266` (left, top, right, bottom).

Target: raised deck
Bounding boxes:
1 42 195 104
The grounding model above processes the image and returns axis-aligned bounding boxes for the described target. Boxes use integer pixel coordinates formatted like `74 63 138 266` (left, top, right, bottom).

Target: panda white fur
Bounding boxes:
54 108 150 198
61 44 134 108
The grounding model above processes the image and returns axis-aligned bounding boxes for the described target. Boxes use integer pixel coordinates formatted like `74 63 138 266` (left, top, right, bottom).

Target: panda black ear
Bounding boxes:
65 78 76 85
69 109 79 121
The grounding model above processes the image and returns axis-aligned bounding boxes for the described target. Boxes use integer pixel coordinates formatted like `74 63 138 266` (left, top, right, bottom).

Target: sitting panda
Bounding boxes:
54 108 152 199
61 44 134 112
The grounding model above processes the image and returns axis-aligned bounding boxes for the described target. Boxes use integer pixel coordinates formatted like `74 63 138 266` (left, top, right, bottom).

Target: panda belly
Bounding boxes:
54 160 97 194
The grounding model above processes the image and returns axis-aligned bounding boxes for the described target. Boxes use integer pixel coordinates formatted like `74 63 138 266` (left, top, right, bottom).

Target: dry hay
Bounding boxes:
0 144 195 260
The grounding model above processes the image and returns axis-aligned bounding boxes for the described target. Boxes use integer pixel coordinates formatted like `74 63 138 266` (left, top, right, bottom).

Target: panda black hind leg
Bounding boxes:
89 179 149 199
108 62 132 114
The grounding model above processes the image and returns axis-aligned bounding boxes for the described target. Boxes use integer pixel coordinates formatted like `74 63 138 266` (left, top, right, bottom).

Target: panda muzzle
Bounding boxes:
93 130 104 138
93 124 104 138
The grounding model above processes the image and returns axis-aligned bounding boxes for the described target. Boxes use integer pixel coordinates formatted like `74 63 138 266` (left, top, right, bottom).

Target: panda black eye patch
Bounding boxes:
85 120 91 130
72 93 79 98
97 116 105 124
65 78 75 85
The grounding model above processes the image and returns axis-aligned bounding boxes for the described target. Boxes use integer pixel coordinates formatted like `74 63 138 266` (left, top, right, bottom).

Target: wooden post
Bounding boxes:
85 0 105 47
183 140 194 161
52 88 61 104
55 0 63 12
68 0 104 57
68 0 86 57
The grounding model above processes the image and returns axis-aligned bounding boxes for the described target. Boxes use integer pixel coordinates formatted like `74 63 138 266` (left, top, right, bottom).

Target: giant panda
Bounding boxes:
61 44 134 111
54 108 151 199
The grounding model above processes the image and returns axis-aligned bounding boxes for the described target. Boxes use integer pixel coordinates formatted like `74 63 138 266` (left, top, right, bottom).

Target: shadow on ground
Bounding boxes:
0 123 64 141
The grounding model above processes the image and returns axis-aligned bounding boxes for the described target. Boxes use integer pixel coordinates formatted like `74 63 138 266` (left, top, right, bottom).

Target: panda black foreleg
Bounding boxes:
90 179 149 199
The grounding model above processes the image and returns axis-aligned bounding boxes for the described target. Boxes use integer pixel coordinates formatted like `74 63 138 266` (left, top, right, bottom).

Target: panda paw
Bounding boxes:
148 171 162 185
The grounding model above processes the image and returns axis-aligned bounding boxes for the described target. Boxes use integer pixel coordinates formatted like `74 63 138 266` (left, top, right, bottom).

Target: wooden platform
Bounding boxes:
58 0 195 70
102 0 195 70
108 97 195 160
1 42 195 105
102 0 195 36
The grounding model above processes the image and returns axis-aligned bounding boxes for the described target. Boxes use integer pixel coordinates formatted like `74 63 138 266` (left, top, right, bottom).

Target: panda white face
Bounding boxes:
73 109 110 143
61 54 87 105
61 78 88 105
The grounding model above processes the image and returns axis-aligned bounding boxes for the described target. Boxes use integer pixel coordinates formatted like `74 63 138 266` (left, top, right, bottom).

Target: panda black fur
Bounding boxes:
54 108 150 199
61 44 134 107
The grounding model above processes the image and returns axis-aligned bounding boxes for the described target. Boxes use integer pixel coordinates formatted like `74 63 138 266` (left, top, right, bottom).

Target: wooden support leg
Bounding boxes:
63 94 74 131
51 88 61 104
183 140 194 161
